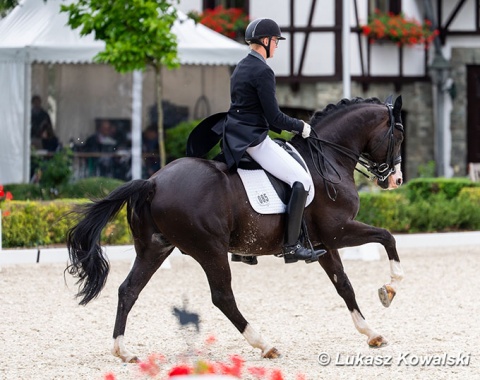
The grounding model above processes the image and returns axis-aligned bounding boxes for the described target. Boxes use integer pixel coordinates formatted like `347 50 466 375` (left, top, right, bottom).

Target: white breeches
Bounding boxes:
246 136 312 192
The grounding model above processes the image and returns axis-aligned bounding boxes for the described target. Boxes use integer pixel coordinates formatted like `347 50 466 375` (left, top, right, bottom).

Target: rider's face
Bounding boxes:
262 37 279 58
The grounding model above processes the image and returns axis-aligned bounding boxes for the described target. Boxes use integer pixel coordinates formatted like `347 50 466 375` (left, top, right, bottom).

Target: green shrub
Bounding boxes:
2 178 480 248
1 199 131 248
458 187 480 204
357 192 410 232
166 120 202 161
3 183 43 201
405 178 480 202
59 177 125 199
4 177 125 201
404 194 480 232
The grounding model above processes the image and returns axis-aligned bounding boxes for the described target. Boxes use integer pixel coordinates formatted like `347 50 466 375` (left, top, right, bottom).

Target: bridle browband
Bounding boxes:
305 103 404 200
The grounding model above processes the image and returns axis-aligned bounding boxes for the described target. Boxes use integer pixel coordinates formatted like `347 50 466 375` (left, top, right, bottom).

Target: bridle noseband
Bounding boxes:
306 103 404 200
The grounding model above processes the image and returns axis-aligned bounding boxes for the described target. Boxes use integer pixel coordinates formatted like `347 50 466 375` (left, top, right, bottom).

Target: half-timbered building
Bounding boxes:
180 0 480 180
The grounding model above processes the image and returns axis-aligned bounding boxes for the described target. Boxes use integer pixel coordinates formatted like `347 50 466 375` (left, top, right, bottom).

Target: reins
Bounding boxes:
305 103 404 201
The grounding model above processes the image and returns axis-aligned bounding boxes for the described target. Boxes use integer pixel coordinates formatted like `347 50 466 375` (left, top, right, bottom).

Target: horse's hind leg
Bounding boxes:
112 238 174 363
319 249 388 348
194 252 280 359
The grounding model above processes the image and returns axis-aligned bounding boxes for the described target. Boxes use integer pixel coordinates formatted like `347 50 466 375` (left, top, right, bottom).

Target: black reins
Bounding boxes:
305 103 404 200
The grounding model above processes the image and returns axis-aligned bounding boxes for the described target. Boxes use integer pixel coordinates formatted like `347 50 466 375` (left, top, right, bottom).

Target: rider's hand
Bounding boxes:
301 122 311 139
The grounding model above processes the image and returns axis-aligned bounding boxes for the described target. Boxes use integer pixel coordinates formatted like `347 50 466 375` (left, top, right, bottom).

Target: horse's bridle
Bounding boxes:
306 103 404 200
357 103 404 182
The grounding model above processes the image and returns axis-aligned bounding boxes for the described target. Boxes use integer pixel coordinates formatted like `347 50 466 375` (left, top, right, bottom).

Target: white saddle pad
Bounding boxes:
237 143 314 215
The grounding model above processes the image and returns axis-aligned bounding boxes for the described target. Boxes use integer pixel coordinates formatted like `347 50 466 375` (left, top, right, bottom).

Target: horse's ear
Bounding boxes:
393 95 403 121
393 95 402 115
394 95 402 110
384 94 393 106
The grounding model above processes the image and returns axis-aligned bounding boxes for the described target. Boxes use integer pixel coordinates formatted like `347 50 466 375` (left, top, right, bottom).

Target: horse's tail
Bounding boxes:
65 179 156 305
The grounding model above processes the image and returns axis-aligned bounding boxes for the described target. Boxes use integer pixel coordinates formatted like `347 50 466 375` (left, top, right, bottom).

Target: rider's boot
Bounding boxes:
283 182 326 264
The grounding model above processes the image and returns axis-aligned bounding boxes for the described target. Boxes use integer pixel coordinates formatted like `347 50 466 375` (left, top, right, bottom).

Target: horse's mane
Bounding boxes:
309 97 383 126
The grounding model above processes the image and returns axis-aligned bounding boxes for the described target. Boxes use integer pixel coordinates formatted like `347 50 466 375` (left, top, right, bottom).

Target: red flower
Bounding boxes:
3 211 10 217
270 369 285 380
168 364 192 377
5 191 13 200
196 6 249 40
104 373 116 380
361 11 438 47
0 186 4 197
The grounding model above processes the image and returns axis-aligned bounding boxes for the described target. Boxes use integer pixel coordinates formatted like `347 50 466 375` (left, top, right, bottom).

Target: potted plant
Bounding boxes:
361 9 439 47
188 6 249 41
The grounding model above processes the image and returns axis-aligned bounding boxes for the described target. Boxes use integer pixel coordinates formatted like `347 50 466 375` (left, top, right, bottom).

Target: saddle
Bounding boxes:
214 139 313 215
237 139 307 203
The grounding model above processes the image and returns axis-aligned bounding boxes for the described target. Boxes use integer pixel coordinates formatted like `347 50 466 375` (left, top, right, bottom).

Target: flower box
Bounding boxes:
361 9 439 47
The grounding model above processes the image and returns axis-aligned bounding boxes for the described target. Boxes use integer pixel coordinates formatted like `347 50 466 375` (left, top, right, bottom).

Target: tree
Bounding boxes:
0 0 18 17
61 0 180 168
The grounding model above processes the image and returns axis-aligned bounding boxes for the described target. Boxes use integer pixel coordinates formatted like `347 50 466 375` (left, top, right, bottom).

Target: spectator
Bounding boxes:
41 123 60 152
31 95 52 149
142 124 160 178
84 120 118 177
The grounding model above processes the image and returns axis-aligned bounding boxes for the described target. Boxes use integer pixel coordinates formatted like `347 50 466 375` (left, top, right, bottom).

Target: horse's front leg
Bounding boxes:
328 221 404 308
319 249 388 347
194 250 280 359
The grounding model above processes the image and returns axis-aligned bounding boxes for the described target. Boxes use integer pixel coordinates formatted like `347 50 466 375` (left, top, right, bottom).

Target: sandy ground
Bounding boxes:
1 245 479 380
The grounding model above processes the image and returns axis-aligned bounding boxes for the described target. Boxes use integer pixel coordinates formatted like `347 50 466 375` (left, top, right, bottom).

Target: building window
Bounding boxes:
369 0 401 14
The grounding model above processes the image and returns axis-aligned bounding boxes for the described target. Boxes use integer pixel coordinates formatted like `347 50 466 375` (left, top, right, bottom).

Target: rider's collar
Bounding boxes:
249 49 266 64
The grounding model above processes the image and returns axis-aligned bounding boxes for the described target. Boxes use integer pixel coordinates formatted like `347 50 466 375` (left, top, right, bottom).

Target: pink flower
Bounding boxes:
138 354 162 377
248 366 267 378
104 373 116 380
205 334 217 345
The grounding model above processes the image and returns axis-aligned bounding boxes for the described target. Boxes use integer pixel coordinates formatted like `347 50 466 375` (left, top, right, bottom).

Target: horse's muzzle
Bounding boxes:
377 164 403 190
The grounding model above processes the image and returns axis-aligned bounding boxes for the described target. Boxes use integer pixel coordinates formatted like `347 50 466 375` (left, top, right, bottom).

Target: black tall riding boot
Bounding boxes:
283 182 326 263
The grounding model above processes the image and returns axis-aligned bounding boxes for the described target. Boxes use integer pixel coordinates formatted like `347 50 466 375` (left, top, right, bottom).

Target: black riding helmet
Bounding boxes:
245 18 285 58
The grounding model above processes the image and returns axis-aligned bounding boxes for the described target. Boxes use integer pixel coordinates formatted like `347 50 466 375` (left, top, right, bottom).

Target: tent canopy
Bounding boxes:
0 0 247 65
0 0 247 184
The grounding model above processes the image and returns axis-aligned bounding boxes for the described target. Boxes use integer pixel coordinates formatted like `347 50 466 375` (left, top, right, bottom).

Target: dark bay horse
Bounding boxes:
66 96 405 363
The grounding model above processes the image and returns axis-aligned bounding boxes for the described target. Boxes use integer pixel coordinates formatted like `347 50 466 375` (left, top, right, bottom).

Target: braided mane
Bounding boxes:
309 97 383 126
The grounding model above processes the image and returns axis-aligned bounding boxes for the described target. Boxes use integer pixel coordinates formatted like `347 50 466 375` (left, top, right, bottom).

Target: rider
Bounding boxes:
217 18 326 263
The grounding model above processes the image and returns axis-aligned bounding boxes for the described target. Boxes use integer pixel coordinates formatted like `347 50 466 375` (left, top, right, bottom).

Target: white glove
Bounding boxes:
301 121 311 139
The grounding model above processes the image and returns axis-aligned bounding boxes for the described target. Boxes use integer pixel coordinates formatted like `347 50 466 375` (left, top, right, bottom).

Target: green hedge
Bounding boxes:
3 177 125 201
1 179 480 248
404 177 480 201
357 181 480 233
1 200 131 248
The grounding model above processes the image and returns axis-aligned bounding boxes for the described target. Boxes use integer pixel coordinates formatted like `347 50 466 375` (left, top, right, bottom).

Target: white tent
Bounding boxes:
0 0 247 184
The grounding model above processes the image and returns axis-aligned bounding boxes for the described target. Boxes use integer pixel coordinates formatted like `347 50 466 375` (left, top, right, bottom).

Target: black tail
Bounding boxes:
65 179 156 305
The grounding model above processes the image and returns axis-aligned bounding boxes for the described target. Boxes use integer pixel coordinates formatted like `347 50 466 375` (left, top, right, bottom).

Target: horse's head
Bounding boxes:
361 95 404 190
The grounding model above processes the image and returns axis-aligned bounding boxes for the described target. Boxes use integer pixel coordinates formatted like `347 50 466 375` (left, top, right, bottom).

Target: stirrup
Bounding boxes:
231 253 258 265
282 243 326 264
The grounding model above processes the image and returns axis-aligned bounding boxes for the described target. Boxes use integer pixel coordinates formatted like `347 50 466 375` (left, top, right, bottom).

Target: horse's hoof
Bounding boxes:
127 356 140 363
368 335 388 348
378 284 396 308
112 350 139 363
263 347 281 359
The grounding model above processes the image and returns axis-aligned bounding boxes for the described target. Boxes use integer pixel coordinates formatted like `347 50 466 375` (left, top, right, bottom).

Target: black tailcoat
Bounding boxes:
213 52 303 170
